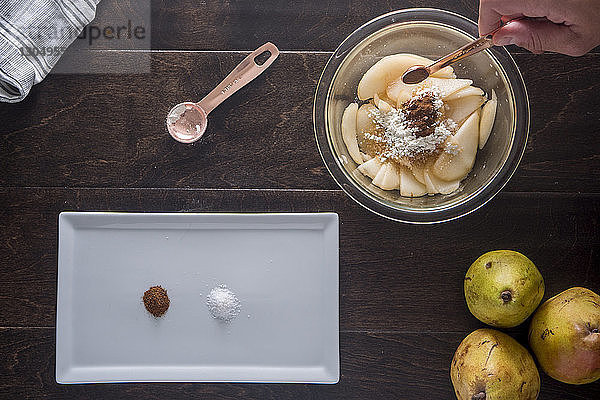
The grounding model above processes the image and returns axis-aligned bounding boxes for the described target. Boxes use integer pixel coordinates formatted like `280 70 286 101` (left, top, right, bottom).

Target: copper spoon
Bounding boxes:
166 42 280 143
402 17 524 85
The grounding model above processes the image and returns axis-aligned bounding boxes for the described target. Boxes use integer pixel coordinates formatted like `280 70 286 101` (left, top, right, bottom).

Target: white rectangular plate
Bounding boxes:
56 212 339 384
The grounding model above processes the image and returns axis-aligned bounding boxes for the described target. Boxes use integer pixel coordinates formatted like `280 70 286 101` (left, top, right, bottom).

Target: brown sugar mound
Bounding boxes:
403 93 440 137
143 285 170 317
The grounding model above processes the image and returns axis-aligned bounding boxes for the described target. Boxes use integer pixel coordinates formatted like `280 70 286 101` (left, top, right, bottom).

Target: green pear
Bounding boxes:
529 287 600 384
465 250 544 328
451 329 540 400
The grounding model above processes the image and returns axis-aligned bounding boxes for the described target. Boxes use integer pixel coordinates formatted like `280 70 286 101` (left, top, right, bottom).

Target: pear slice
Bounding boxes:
418 77 473 99
458 110 480 157
410 163 427 184
428 66 455 79
431 111 480 181
437 179 461 195
357 157 383 179
445 86 485 101
374 93 393 113
378 93 395 105
424 169 461 195
357 54 455 100
479 89 497 149
341 103 363 165
400 167 427 197
372 162 401 190
356 104 377 132
356 103 378 144
423 169 437 195
385 163 402 190
358 54 420 100
386 78 413 105
445 95 485 125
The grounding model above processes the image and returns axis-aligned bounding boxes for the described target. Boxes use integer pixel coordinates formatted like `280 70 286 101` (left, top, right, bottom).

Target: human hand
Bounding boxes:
478 0 600 56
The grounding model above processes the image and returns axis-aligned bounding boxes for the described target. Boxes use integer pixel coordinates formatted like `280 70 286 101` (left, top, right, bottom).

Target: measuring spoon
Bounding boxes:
166 42 280 143
402 17 524 84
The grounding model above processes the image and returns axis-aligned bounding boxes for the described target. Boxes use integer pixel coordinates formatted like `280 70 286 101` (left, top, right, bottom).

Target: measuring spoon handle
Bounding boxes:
427 17 525 76
197 42 280 115
427 36 493 76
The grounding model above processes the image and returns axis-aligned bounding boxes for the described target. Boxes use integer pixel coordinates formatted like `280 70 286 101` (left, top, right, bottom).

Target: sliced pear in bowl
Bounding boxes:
400 167 427 197
356 103 378 136
372 162 401 190
418 77 472 99
424 169 461 195
341 103 363 164
357 157 383 179
346 53 497 198
386 78 413 105
357 54 454 100
374 93 393 113
356 103 379 147
445 86 485 101
432 110 480 182
479 89 497 149
377 93 396 106
445 95 485 125
409 163 427 185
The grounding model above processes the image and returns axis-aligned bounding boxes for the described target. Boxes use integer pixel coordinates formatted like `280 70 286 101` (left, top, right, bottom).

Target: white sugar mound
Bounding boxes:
206 284 241 322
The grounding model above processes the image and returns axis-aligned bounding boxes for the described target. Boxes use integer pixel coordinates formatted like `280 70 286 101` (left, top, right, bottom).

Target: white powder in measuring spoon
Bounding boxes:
206 284 241 322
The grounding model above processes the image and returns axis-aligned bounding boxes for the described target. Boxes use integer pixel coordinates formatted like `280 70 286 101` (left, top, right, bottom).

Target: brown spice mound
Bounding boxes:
143 286 170 317
403 93 439 137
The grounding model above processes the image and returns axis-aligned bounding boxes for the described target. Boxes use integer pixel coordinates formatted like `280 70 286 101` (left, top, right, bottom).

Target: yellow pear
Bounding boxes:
451 329 540 400
529 287 600 385
464 250 544 328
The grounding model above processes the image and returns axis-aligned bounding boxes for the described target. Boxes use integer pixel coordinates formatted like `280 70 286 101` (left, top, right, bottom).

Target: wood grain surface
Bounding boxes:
1 0 599 399
1 328 597 399
149 0 478 51
83 0 598 53
1 53 599 192
1 188 599 331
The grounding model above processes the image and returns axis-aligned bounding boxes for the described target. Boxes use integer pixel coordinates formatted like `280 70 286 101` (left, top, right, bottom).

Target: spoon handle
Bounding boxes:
427 36 493 75
197 42 280 114
427 17 524 76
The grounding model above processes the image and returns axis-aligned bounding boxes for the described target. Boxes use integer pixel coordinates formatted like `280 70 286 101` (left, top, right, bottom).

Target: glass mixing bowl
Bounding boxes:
314 8 529 223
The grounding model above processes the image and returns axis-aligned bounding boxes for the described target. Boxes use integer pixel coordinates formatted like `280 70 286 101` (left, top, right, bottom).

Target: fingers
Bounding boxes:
492 19 586 56
478 0 503 36
478 0 526 35
478 0 563 35
500 14 524 24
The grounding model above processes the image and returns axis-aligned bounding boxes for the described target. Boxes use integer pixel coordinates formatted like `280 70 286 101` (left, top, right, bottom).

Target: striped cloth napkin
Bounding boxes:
0 0 100 102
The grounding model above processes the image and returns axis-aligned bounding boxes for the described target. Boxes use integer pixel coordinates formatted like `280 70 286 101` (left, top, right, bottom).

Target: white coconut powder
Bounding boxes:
206 284 241 322
367 87 457 161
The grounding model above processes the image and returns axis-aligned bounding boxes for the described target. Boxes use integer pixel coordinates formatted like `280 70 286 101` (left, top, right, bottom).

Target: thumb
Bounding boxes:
492 19 581 56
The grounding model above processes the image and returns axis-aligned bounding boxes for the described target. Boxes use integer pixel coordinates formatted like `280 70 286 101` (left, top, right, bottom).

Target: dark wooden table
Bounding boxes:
1 1 599 399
